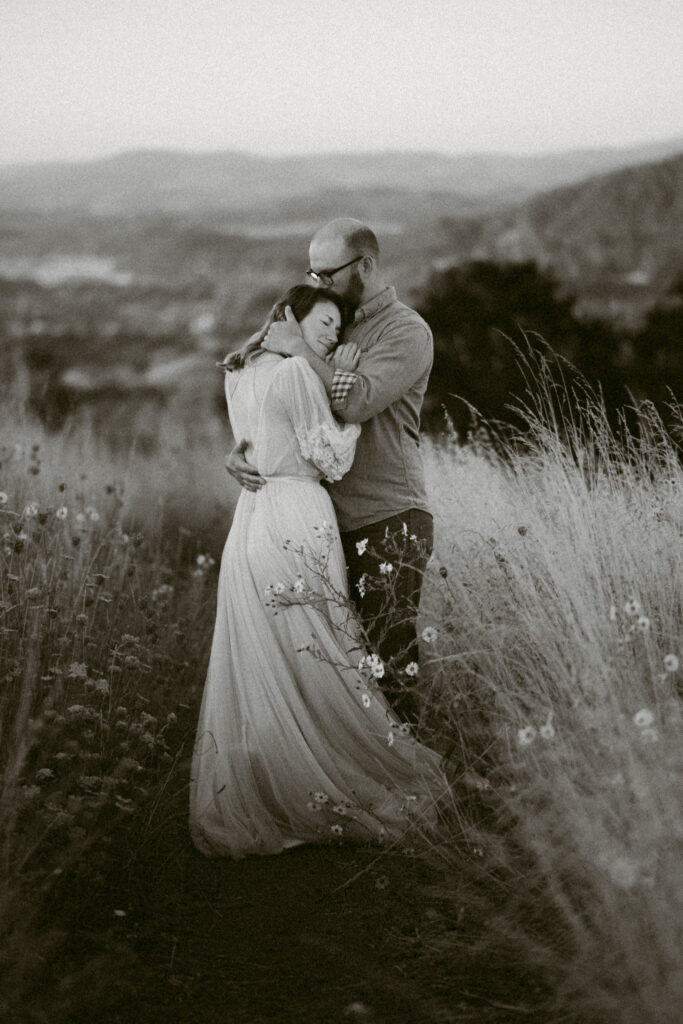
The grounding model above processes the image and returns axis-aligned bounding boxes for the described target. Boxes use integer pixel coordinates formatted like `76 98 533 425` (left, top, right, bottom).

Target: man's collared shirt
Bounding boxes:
326 286 433 533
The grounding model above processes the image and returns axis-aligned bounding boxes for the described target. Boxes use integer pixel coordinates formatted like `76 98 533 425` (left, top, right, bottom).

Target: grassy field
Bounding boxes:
1 352 681 1023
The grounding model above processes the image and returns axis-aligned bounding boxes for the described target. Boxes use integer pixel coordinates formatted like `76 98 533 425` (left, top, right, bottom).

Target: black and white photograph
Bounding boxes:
1 2 681 1021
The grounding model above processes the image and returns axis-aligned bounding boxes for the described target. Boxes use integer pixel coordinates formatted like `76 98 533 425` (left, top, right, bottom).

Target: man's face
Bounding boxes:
308 240 364 309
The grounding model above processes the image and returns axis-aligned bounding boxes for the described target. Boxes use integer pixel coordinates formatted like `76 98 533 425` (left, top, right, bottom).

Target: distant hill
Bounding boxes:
439 152 683 325
0 138 681 215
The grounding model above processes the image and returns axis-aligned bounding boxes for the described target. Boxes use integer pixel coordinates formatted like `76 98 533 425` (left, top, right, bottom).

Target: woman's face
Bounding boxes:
299 300 342 358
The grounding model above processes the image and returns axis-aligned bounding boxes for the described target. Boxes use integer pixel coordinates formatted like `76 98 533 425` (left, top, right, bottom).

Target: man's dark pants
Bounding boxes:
340 508 433 725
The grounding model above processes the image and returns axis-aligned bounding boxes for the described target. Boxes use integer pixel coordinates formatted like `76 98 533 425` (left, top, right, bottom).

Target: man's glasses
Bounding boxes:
306 255 363 288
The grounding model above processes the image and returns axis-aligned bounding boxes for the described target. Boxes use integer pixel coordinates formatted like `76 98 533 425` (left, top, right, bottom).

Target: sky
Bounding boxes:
2 0 682 166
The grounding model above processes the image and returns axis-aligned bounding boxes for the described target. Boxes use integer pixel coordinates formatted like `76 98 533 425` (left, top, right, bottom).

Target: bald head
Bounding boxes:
311 218 380 263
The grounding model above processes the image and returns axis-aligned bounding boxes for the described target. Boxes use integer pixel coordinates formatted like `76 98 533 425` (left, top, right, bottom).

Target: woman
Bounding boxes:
189 285 446 858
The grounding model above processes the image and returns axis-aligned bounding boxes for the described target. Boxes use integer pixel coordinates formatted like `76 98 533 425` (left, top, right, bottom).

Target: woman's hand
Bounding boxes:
332 342 361 372
225 439 265 491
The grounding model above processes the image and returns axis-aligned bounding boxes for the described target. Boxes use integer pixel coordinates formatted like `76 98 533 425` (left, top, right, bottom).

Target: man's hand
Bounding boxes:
332 341 361 372
262 305 305 357
224 439 265 492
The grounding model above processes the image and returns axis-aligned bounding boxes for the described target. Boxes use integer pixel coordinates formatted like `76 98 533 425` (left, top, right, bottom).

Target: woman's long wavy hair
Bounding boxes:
221 284 347 372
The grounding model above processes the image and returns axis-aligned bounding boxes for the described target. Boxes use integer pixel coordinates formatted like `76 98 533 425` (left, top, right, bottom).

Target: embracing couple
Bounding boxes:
189 218 448 859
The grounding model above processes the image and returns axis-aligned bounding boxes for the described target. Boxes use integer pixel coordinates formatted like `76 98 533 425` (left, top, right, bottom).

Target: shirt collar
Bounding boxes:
353 286 397 323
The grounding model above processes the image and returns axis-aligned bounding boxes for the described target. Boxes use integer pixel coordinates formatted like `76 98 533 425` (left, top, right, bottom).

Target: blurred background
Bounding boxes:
2 0 682 453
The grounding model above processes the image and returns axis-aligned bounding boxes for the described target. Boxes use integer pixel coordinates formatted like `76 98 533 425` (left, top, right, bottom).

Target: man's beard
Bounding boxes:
339 269 364 310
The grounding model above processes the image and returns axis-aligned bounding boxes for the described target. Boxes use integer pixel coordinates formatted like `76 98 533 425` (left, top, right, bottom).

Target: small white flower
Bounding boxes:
356 572 368 598
608 604 617 622
196 554 207 566
75 512 87 527
55 506 68 520
313 791 329 804
421 626 437 644
0 492 8 506
23 502 39 518
113 909 127 918
401 521 408 537
517 725 537 747
355 538 368 556
35 768 54 781
361 692 372 708
273 582 285 595
387 729 395 747
539 712 555 741
332 804 347 816
292 576 305 593
663 654 679 673
307 800 322 812
85 506 100 522
404 662 419 677
639 726 659 744
379 561 393 575
365 653 384 679
636 615 650 633
330 823 343 836
398 723 411 737
633 708 654 729
623 597 641 617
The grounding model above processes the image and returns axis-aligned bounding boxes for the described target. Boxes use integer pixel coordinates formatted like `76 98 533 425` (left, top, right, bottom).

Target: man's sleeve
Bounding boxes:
331 320 433 423
330 370 358 407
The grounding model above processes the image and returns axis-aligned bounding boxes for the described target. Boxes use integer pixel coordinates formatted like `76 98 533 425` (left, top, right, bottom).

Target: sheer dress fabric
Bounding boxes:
189 354 445 858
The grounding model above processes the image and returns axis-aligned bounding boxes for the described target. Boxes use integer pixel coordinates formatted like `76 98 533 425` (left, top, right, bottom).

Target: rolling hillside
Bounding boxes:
0 137 681 215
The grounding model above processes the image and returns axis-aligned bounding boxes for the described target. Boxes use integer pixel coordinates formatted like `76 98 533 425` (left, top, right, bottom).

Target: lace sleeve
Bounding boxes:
274 358 361 482
295 420 360 482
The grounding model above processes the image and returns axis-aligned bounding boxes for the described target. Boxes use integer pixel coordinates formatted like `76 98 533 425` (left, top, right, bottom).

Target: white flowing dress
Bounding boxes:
189 353 445 858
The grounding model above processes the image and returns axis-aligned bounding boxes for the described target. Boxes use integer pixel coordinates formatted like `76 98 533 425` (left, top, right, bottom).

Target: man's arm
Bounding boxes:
332 320 432 423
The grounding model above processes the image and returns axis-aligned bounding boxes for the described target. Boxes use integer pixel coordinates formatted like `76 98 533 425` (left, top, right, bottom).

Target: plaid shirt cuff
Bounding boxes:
330 369 358 408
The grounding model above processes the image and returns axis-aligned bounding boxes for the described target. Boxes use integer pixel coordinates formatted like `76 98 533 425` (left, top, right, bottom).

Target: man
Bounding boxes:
226 218 433 724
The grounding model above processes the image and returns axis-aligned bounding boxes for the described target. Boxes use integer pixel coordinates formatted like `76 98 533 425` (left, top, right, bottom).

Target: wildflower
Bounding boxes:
166 712 177 725
387 729 395 747
313 791 329 804
517 725 537 747
633 708 654 729
404 662 419 677
68 662 88 679
375 875 390 889
608 604 617 622
113 909 127 918
85 506 100 522
355 538 368 556
379 561 393 575
0 492 8 506
636 616 650 633
330 824 343 836
398 723 411 737
332 804 347 816
75 512 86 527
307 800 322 812
273 582 285 595
292 576 305 594
264 584 274 597
663 654 679 673
623 597 641 617
140 731 155 747
539 712 555 740
364 653 384 679
67 705 86 716
639 726 659 743
361 692 372 708
421 626 437 644
356 572 368 598
35 768 54 781
92 678 109 696
23 502 39 518
55 506 68 520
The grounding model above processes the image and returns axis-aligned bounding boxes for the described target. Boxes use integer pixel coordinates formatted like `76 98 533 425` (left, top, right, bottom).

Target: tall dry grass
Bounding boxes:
1 348 681 1022
417 351 682 1023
